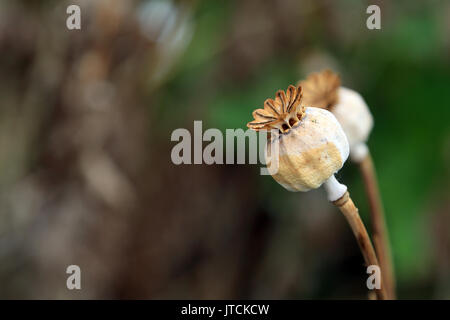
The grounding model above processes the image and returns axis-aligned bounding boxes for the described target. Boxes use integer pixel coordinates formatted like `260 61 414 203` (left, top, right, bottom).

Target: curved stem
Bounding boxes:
359 152 395 299
333 191 388 300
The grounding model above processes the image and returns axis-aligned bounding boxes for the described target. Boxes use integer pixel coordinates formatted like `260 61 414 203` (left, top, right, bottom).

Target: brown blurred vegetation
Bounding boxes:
0 0 449 299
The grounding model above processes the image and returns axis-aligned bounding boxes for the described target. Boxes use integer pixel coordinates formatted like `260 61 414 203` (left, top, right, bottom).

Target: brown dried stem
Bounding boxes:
359 152 395 299
333 192 388 300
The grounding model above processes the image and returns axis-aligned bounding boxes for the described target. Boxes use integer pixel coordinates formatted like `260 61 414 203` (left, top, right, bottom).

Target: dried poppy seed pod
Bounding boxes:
300 70 373 163
247 85 349 201
333 87 373 162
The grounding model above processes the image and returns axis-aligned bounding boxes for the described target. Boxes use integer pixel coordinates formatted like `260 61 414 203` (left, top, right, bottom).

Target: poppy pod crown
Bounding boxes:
247 85 305 134
300 69 341 110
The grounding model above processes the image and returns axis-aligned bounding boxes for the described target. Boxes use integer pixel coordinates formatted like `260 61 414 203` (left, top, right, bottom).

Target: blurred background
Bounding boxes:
0 0 449 299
